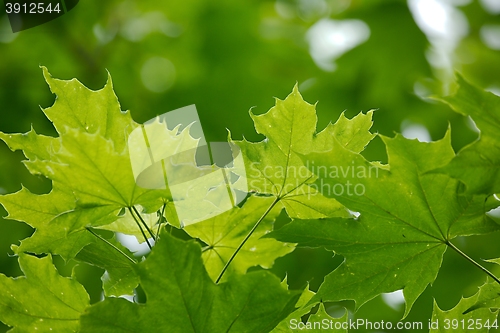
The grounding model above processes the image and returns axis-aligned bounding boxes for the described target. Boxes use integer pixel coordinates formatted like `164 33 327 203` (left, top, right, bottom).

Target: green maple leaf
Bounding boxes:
0 68 173 260
40 66 135 152
460 258 500 315
272 279 347 333
75 233 138 297
431 294 498 333
0 69 178 317
0 127 59 163
14 205 119 259
0 185 138 296
271 279 316 333
236 84 375 220
296 304 347 333
80 231 300 333
435 74 500 194
0 186 74 229
0 66 135 177
463 280 500 315
270 132 500 317
29 129 145 207
184 195 294 282
0 186 111 258
0 253 89 332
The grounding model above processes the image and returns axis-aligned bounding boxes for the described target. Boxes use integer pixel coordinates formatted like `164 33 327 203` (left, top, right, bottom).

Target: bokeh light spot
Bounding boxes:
307 19 370 71
480 25 500 50
401 120 432 142
116 232 153 257
480 0 500 15
382 290 405 310
141 57 176 93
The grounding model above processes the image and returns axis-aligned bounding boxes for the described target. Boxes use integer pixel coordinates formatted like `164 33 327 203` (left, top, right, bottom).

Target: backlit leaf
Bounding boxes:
270 132 500 317
461 258 500 315
75 233 138 297
236 84 375 220
435 74 500 194
0 254 89 332
431 295 498 333
80 232 300 333
184 195 294 282
0 69 172 259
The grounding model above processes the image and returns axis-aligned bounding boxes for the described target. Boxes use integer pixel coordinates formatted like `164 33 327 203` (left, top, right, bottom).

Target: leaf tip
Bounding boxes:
9 244 19 255
40 65 52 84
104 68 114 90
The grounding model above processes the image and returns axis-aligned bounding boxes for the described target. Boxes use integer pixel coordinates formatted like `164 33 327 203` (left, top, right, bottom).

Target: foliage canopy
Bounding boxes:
0 68 500 332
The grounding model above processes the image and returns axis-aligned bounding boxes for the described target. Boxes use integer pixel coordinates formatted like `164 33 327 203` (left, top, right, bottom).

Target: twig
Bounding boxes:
85 227 137 264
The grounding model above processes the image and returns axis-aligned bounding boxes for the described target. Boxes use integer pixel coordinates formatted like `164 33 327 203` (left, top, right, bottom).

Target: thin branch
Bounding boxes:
214 173 313 284
447 240 500 285
132 206 156 240
215 196 281 284
85 227 137 264
157 203 166 238
128 207 153 250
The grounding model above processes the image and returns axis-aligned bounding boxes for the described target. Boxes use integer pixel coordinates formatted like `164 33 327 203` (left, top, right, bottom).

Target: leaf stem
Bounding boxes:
128 207 153 250
156 203 166 238
85 227 137 264
215 196 281 284
131 206 156 240
446 240 500 285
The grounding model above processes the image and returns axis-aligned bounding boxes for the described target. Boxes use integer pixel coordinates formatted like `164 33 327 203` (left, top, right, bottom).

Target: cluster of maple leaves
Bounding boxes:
0 68 499 332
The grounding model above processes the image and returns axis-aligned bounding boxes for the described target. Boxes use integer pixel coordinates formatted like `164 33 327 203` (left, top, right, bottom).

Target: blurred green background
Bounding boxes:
1 0 500 331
